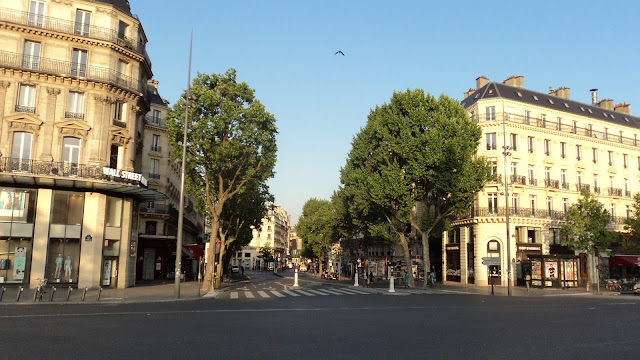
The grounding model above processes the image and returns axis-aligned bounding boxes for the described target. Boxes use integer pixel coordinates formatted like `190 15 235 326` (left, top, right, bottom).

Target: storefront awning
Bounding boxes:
184 245 204 260
609 255 640 267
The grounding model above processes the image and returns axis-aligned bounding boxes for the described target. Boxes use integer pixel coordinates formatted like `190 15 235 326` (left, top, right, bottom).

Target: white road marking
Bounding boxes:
342 288 369 295
257 291 270 298
230 292 239 299
294 290 315 296
307 289 329 296
282 290 301 297
270 291 286 298
332 289 359 295
244 291 255 299
319 289 343 295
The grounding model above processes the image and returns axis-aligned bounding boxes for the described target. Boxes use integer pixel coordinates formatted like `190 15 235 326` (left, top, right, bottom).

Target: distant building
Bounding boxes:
234 206 291 270
446 75 640 289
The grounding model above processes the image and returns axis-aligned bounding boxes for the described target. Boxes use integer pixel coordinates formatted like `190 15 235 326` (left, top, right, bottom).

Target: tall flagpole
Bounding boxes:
175 31 193 298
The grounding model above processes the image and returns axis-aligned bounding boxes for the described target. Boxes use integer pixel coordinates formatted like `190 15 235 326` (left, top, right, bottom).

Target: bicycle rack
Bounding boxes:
81 287 88 301
97 287 103 301
50 286 56 301
66 286 73 301
33 287 40 301
16 287 23 302
0 286 5 302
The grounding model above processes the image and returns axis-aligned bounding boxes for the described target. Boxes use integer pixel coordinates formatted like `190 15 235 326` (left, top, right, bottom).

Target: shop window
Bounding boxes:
0 238 32 284
0 189 32 223
245 253 250 258
103 240 119 257
448 228 460 244
46 238 80 283
105 197 122 227
51 192 84 225
145 221 157 235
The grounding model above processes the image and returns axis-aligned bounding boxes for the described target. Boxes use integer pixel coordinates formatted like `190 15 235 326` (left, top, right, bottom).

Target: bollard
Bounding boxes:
16 287 23 302
82 287 88 301
33 287 40 301
97 287 102 301
388 276 395 293
66 286 73 301
293 269 299 287
50 287 56 302
0 286 5 302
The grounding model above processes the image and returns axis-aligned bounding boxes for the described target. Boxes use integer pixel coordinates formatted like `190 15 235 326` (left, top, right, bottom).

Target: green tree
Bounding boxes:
561 189 613 291
623 193 640 251
259 244 274 266
340 89 491 286
167 69 277 291
296 198 339 276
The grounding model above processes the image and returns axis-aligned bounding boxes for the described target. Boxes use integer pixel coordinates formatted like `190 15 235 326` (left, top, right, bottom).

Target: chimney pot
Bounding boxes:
476 76 489 89
503 75 524 88
614 102 631 114
597 99 614 110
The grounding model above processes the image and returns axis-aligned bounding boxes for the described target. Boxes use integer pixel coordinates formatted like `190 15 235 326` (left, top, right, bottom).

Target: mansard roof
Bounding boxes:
462 82 640 130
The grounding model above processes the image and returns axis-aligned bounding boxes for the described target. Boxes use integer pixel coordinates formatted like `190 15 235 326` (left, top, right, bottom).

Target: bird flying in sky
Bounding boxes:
335 50 345 56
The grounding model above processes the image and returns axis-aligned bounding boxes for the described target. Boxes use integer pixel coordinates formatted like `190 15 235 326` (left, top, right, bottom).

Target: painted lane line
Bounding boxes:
342 288 369 295
282 290 301 297
307 289 329 296
319 289 343 295
230 292 239 299
332 289 359 295
294 290 315 296
269 291 286 298
257 291 270 298
244 291 255 299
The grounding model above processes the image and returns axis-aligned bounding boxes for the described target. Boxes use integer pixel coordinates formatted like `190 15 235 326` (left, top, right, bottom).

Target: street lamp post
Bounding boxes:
174 33 193 299
502 112 513 297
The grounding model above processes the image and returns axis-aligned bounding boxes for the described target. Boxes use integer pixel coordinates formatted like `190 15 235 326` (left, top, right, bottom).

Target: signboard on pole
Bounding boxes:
482 257 501 266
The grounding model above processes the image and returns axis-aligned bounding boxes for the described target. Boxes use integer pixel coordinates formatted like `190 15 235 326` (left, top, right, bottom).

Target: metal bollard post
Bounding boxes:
66 286 73 301
50 287 56 302
82 287 88 301
16 287 23 302
33 287 40 301
0 287 5 302
97 287 102 301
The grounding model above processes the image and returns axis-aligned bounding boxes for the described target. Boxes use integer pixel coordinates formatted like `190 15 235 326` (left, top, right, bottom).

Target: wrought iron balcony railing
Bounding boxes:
625 190 632 197
594 186 601 194
15 104 35 114
150 145 162 152
544 179 560 189
608 188 623 196
144 116 166 128
510 175 526 185
576 184 590 192
0 157 144 186
458 207 566 220
0 7 145 55
0 51 140 93
64 111 84 120
148 173 161 179
112 119 127 128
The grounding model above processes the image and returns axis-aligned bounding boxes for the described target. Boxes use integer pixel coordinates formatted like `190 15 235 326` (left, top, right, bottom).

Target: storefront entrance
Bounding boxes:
102 258 118 287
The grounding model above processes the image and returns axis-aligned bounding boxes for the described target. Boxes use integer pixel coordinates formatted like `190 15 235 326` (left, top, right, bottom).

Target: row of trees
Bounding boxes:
298 88 640 289
167 69 278 291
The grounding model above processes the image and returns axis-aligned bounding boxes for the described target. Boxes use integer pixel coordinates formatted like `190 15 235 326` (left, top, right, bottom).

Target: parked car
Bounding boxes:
633 281 640 295
299 264 308 272
231 265 240 273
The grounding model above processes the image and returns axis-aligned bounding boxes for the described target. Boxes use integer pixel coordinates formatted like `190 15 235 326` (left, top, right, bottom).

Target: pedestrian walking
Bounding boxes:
525 272 531 291
369 272 373 284
404 271 409 288
363 271 368 288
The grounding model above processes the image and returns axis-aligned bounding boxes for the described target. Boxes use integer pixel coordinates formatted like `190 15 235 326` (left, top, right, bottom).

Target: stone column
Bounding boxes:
89 95 112 165
119 198 134 288
30 189 53 288
41 87 61 161
0 81 11 157
79 193 106 289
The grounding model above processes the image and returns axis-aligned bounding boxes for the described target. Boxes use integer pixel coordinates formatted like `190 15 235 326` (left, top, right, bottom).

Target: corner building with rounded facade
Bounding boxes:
444 75 640 289
0 0 163 289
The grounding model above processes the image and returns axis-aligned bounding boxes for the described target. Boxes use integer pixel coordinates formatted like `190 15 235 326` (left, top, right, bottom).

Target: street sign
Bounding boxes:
482 257 501 266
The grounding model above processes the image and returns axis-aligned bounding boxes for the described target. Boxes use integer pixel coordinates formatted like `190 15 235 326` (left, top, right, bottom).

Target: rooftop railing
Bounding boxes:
0 51 140 93
0 7 145 55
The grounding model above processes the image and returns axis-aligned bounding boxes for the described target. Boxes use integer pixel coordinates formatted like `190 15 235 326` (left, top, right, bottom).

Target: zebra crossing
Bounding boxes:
224 287 370 300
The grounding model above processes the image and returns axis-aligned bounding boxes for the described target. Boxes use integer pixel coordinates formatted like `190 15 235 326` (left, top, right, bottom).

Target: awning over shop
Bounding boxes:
609 255 640 267
184 245 204 260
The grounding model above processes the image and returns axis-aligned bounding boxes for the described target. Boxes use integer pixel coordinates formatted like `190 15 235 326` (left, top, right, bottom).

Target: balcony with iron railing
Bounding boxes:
458 207 567 220
594 186 601 194
576 184 590 192
148 173 161 180
140 203 169 214
608 188 623 197
64 111 84 120
510 175 527 186
150 145 162 153
473 112 640 148
0 7 145 55
15 104 35 114
112 119 127 128
625 190 632 197
144 116 166 128
544 179 560 189
0 52 140 93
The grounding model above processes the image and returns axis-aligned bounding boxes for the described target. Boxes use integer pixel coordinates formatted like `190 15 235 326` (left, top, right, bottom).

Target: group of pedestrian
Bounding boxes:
362 271 374 287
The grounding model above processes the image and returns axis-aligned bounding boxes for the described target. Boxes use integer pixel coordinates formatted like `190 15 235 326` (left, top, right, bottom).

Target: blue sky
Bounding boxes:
134 0 640 224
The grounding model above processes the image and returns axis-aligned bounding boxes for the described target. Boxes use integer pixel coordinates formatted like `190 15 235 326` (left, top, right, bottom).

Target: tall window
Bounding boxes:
527 136 534 154
544 139 550 156
510 133 517 151
17 84 36 113
486 106 495 121
61 137 81 175
152 109 161 121
66 91 84 119
625 178 630 196
488 193 498 214
118 21 128 40
11 132 33 171
577 172 583 187
604 128 609 140
150 159 159 178
572 120 577 134
609 176 615 190
105 197 122 227
151 134 161 152
541 114 546 128
511 162 517 177
28 1 45 27
511 194 518 211
560 142 566 158
545 167 551 182
74 9 91 36
490 161 498 178
22 41 40 70
116 60 128 85
546 197 553 216
524 110 531 124
530 195 536 216
557 117 562 130
114 101 123 121
624 154 628 168
592 148 598 164
528 164 535 179
608 151 614 166
610 205 615 218
561 169 567 187
109 144 120 169
71 49 87 77
576 145 582 160
594 174 599 193
486 133 497 150
563 198 568 214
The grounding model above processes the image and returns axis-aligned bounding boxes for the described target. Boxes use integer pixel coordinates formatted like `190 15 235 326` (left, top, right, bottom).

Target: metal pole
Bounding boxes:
175 31 193 299
502 112 513 296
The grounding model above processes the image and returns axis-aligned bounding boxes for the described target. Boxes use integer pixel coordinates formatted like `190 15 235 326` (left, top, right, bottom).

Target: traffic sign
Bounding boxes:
482 257 501 266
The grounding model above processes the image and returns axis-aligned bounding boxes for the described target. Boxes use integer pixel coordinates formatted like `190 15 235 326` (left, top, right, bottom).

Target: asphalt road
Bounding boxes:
1 272 639 360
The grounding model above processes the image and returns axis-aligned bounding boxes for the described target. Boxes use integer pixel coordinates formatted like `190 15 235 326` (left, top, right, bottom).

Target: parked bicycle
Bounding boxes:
35 278 48 301
427 272 436 288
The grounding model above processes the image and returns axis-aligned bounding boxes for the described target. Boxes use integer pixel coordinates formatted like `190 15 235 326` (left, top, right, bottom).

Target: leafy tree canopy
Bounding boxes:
562 189 614 254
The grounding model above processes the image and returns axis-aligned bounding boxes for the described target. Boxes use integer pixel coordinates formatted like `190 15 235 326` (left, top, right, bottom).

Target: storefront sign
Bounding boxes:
517 244 542 252
446 244 460 251
103 167 148 187
85 235 92 242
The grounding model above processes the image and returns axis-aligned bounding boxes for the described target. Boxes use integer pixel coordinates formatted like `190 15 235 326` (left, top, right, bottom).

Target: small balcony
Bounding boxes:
511 175 526 185
150 145 162 153
64 111 84 120
594 186 601 194
15 104 35 114
528 178 537 186
144 116 166 128
561 182 570 190
625 190 632 197
113 119 127 128
576 184 590 192
544 179 560 189
608 188 623 197
149 173 161 180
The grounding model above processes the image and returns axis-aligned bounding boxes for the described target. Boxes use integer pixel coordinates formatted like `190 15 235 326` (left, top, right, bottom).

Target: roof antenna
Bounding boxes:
590 88 598 105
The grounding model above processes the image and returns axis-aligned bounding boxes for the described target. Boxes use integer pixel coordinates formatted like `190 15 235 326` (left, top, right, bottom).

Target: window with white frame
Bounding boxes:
530 195 536 216
625 178 630 196
22 41 40 70
151 134 161 152
562 198 568 214
528 165 535 184
577 172 583 187
544 139 550 156
28 1 45 27
511 193 518 211
10 132 33 171
546 197 552 215
592 148 598 164
74 9 91 36
486 106 495 121
560 142 566 158
624 154 628 168
594 174 599 193
486 133 497 150
150 158 159 178
561 169 567 187
511 162 517 177
610 204 615 218
608 151 614 166
71 48 87 77
576 145 582 160
524 110 531 124
488 193 498 214
510 133 517 151
17 84 36 113
66 91 84 118
528 136 534 154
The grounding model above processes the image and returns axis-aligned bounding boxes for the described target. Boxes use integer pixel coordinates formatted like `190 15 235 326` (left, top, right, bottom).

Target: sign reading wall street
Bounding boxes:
103 167 148 187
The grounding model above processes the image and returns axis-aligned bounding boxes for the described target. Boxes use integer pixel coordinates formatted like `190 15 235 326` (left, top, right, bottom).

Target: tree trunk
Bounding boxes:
421 232 431 289
202 218 220 293
398 233 413 286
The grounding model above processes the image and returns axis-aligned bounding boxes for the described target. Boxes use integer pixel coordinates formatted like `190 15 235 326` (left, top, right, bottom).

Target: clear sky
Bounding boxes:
134 0 640 224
